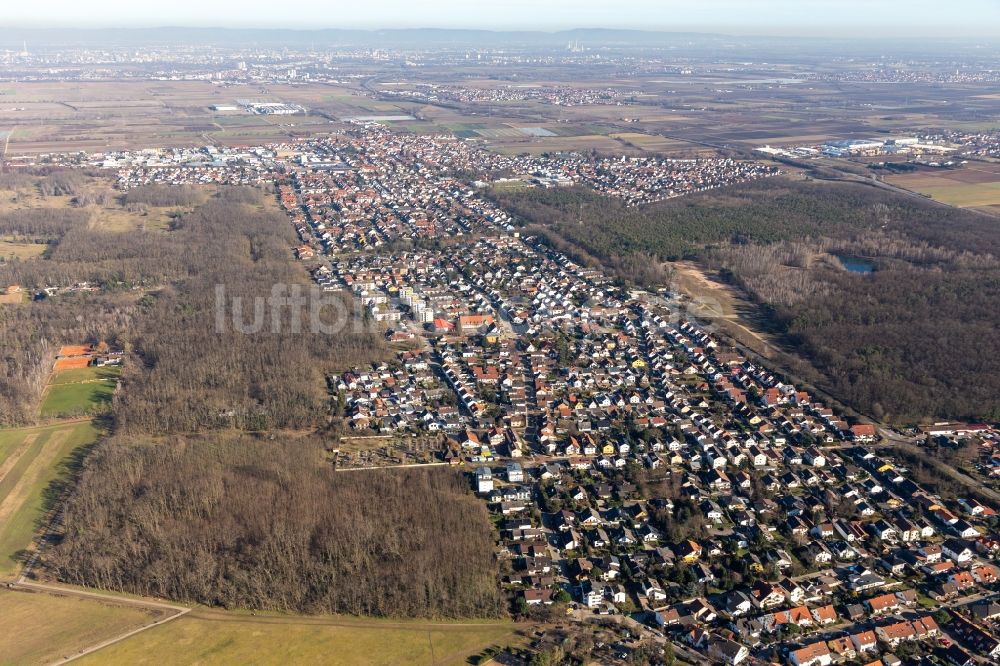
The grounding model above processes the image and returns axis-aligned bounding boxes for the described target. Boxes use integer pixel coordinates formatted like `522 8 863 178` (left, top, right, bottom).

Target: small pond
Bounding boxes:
836 255 875 274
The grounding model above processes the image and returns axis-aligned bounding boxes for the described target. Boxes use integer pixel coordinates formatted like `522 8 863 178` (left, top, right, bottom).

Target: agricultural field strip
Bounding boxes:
0 430 69 526
0 421 98 578
0 433 38 485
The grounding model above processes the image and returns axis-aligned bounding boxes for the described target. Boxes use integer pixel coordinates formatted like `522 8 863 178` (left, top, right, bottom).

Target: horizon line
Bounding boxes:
0 25 993 42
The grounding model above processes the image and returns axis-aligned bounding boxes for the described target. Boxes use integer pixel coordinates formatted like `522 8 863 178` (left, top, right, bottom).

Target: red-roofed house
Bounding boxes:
790 641 832 666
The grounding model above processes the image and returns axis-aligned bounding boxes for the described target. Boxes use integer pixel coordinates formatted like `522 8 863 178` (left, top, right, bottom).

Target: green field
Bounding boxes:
918 182 1000 207
40 365 120 418
0 589 164 666
445 122 488 138
547 123 615 137
385 120 448 134
887 172 1000 208
49 365 121 385
77 610 522 666
0 239 48 260
0 420 101 576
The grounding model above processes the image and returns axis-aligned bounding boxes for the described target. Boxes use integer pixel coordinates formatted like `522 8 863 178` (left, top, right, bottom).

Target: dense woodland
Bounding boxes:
491 178 897 269
0 175 144 424
497 176 1000 422
53 434 504 618
711 243 1000 422
112 193 385 433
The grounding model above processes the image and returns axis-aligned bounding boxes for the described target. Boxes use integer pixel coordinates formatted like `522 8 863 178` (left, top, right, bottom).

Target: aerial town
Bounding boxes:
58 118 1000 666
3 11 1000 666
297 131 1000 666
98 122 779 210
379 83 637 107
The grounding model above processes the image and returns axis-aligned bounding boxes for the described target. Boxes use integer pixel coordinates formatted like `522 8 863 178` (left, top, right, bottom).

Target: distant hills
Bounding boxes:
0 26 986 53
0 27 731 49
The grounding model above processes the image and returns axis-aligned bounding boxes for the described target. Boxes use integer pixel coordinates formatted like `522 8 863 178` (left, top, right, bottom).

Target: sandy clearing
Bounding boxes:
670 261 780 359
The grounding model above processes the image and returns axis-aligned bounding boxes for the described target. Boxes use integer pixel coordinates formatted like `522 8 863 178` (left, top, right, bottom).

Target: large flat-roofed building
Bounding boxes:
237 100 306 115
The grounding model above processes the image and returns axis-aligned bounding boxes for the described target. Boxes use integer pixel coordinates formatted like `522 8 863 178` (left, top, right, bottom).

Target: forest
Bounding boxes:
710 242 1000 422
491 178 897 269
111 193 385 434
496 175 1000 422
0 175 147 424
52 434 504 618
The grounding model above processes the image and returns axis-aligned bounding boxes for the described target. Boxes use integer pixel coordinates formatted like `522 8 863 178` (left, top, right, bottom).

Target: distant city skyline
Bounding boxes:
4 0 999 38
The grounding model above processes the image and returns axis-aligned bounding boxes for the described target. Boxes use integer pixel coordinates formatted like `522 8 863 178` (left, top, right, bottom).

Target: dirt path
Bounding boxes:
13 580 190 613
7 581 519 664
9 581 191 664
0 433 38 486
3 584 520 665
185 606 515 631
0 429 68 526
51 609 191 665
1 416 93 432
0 125 16 164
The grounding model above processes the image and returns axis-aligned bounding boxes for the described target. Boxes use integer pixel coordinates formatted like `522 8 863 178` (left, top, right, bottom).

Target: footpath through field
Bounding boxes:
8 579 192 664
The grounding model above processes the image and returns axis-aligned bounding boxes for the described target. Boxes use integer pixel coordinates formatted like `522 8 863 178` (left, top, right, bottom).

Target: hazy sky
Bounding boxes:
5 0 999 37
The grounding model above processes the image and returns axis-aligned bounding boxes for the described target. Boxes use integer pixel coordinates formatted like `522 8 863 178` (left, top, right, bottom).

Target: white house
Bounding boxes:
475 466 493 494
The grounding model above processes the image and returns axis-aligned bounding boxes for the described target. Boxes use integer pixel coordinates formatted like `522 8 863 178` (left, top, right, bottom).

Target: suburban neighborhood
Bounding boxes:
259 125 1000 665
16 116 1000 666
